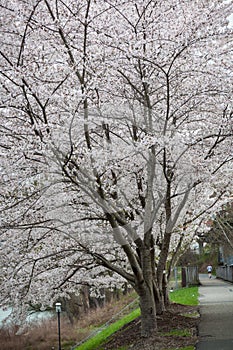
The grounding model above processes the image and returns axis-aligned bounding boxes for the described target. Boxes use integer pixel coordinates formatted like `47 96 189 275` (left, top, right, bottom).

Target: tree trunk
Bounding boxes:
162 271 170 305
137 282 157 337
152 279 164 315
137 243 159 337
157 252 170 313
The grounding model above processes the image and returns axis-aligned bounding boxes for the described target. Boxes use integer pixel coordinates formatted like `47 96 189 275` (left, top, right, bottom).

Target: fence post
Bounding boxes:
182 267 187 287
174 267 178 290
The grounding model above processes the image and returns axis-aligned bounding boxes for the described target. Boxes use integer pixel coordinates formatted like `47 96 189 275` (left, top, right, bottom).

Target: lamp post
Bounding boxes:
55 302 61 350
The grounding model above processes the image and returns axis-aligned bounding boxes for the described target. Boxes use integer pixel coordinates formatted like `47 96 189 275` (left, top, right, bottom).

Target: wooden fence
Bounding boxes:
169 266 199 289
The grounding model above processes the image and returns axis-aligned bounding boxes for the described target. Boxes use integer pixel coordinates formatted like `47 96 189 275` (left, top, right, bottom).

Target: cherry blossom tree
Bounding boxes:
0 0 233 337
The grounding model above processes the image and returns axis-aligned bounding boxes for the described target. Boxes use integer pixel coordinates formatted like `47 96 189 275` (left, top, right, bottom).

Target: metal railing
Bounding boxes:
216 265 233 282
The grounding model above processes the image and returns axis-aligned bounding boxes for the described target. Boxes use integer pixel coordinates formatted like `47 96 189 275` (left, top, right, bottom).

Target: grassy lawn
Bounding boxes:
169 286 199 306
74 286 199 350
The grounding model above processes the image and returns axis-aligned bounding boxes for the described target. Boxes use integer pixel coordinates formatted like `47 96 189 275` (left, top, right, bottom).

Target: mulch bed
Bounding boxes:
98 303 199 350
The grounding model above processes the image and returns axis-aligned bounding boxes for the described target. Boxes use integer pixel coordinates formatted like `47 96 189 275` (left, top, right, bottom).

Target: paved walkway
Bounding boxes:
196 274 233 350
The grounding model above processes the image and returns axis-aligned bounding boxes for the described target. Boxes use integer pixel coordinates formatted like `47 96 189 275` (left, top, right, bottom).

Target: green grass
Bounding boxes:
163 347 194 350
106 347 128 350
160 328 192 337
169 286 199 305
74 308 140 350
75 286 198 350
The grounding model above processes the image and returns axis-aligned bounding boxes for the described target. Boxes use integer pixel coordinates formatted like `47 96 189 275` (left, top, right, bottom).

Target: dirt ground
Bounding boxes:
98 303 199 350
